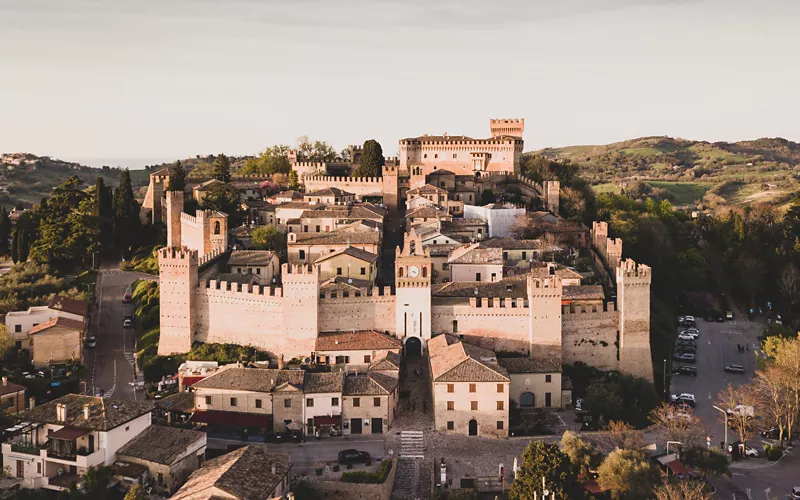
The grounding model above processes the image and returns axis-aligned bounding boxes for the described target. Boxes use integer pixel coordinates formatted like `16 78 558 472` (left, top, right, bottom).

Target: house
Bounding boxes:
0 377 26 415
314 330 403 367
268 190 304 204
428 334 510 438
115 425 207 494
192 179 223 205
303 372 344 436
441 218 487 241
313 246 379 282
231 181 263 201
171 445 292 500
227 250 280 285
342 372 399 435
498 353 564 409
154 392 195 425
463 204 527 238
303 187 355 205
447 245 504 283
427 244 459 284
29 317 86 368
287 204 385 234
479 237 562 263
0 394 153 491
406 206 452 227
287 222 381 265
5 294 89 350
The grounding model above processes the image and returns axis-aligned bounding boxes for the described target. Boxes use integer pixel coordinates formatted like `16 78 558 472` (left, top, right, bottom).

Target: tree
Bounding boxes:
289 170 300 189
649 403 707 449
169 160 187 192
18 230 29 262
753 364 792 444
653 480 712 500
764 334 800 443
479 189 496 206
113 169 141 250
200 182 243 226
681 447 730 477
124 484 147 500
597 449 660 500
508 441 582 500
251 226 286 255
0 206 11 256
352 139 384 178
560 431 601 480
11 229 19 263
605 420 644 451
716 384 758 447
213 153 231 182
296 137 337 162
0 324 12 358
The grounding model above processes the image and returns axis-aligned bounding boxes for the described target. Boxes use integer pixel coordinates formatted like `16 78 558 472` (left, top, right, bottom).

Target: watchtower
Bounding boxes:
527 275 563 353
543 180 560 215
382 164 400 210
616 260 654 382
157 247 198 355
490 118 524 139
165 190 184 248
281 263 320 343
395 229 432 344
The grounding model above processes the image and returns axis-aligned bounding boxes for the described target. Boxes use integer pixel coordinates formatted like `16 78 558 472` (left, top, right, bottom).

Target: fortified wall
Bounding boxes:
591 221 623 271
518 177 561 215
561 302 619 370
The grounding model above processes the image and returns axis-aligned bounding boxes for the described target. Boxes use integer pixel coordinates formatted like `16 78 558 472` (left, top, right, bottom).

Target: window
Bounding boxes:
332 397 340 406
361 267 366 275
422 267 427 278
16 460 23 478
424 154 427 159
475 273 481 281
453 153 457 159
545 393 552 407
497 401 504 410
447 421 454 430
477 228 482 235
521 251 527 260
255 399 262 409
373 397 381 407
256 268 261 275
471 401 478 411
304 225 308 232
230 397 237 407
468 195 473 202
442 263 449 270
469 384 476 393
447 401 455 411
214 221 221 234
299 250 306 260
503 252 508 260
364 355 371 363
353 398 361 407
497 420 504 430
545 375 552 383
452 320 458 333
447 384 454 393
398 267 404 278
247 268 253 274
435 154 438 159
497 384 504 393
37 462 41 474
491 273 496 282
306 398 314 407
316 225 320 233
205 396 212 405
126 426 130 431
284 398 292 408
337 267 342 275
14 325 21 333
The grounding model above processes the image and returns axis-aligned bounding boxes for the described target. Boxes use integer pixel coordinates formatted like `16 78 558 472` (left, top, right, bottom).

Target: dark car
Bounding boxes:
674 353 696 363
725 364 746 374
675 340 696 348
677 346 697 354
762 427 780 440
675 365 697 376
338 449 371 465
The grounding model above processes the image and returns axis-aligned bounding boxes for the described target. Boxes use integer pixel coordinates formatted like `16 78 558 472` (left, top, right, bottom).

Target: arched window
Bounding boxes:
422 266 427 278
214 221 221 234
520 392 535 407
398 267 404 278
423 154 427 159
434 154 438 159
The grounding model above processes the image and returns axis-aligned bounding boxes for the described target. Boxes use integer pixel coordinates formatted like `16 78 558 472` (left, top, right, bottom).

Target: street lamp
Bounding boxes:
665 441 682 476
712 405 728 451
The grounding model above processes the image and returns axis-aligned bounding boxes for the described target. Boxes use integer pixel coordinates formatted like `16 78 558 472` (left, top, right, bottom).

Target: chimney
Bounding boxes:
1 376 6 386
56 403 67 422
29 397 35 409
271 463 277 475
84 405 90 420
278 355 285 370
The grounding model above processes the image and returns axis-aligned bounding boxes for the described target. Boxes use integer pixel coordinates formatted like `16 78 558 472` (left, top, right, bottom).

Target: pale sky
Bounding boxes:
1 0 798 168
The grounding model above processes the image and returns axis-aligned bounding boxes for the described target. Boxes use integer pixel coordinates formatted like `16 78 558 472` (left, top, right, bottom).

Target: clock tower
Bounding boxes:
395 229 433 347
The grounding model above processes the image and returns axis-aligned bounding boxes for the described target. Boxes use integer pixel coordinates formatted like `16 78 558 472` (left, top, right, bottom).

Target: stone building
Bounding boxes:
0 377 26 415
29 317 86 368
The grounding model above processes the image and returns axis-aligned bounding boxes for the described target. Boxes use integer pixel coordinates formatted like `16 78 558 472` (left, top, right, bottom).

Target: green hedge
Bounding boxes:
340 459 393 484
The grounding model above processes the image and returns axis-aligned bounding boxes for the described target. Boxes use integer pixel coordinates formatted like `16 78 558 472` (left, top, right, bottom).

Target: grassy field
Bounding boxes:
592 183 622 195
649 181 712 205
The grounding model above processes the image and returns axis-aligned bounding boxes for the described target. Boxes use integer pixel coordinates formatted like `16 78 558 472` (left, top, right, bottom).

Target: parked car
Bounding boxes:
123 317 133 328
674 353 696 363
724 364 746 374
670 393 696 408
682 327 700 334
791 486 800 499
123 292 132 303
338 449 371 465
726 310 734 320
678 333 697 341
675 365 697 376
86 336 97 348
762 427 780 439
744 446 760 458
677 346 697 354
675 340 696 347
680 316 696 323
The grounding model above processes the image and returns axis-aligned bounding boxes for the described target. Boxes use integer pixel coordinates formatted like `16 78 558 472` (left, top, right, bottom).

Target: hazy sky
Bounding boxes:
1 0 798 168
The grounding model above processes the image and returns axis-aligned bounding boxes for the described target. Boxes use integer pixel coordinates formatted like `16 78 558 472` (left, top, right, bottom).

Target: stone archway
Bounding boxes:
468 419 478 436
405 337 422 357
520 392 535 408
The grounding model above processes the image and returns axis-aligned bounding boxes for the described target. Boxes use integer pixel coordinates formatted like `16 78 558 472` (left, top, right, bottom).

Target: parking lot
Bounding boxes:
669 316 764 447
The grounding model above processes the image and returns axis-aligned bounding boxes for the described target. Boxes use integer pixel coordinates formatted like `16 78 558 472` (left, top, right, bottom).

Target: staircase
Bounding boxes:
391 431 430 499
400 431 424 459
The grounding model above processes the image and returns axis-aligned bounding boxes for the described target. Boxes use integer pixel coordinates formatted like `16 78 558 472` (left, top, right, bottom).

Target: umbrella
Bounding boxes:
286 421 302 431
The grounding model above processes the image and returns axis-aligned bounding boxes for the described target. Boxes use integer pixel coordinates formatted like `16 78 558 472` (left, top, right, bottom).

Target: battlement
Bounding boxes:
292 162 327 168
490 118 524 125
158 246 199 261
401 138 521 146
616 259 651 282
562 301 617 315
468 297 529 309
180 212 202 225
205 279 283 297
607 238 622 255
592 221 609 239
281 263 317 276
385 157 399 164
305 175 384 184
199 248 224 266
528 276 561 290
319 286 394 300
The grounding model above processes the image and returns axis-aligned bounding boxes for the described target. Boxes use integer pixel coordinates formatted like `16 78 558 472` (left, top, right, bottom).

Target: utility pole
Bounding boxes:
712 405 728 452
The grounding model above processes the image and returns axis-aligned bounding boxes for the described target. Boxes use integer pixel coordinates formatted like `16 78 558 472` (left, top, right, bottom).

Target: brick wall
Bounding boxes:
299 458 397 500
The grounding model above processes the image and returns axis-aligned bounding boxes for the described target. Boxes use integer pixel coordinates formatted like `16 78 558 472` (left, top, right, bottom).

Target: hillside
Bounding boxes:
534 136 800 208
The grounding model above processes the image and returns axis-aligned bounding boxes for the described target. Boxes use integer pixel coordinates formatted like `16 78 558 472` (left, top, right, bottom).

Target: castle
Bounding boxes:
151 119 654 383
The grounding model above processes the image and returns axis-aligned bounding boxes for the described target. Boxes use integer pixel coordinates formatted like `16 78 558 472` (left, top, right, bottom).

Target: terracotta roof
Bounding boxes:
563 285 604 300
228 250 277 266
21 394 152 431
273 190 303 200
319 277 374 293
432 274 530 299
292 224 380 245
213 273 260 286
480 237 548 250
406 206 450 220
314 246 379 265
443 218 486 227
230 226 254 237
448 245 503 265
305 187 353 198
427 169 455 177
48 295 89 317
194 179 223 191
426 244 460 256
29 316 86 335
527 263 582 281
343 372 398 396
303 372 344 394
369 351 401 371
117 425 205 465
155 392 195 413
498 356 561 374
275 201 317 210
0 379 26 396
173 446 290 500
428 335 509 383
192 367 304 393
408 184 446 195
299 206 385 220
315 330 401 352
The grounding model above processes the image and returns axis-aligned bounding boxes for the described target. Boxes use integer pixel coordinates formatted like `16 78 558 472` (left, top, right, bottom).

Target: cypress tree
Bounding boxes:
11 230 18 263
18 230 29 262
352 139 384 178
169 160 187 192
213 154 231 182
0 206 10 256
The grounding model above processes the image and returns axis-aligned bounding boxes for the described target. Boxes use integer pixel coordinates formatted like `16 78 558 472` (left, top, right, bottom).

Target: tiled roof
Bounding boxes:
299 206 385 220
443 218 486 227
29 316 86 335
0 380 26 397
319 277 374 293
292 224 380 245
194 179 223 191
480 237 548 251
192 367 304 393
21 394 152 431
304 372 344 394
343 372 398 396
426 244 460 256
273 190 303 200
498 356 561 374
427 169 455 177
448 245 503 265
154 392 194 413
275 201 317 210
406 206 450 219
213 273 260 286
528 264 582 281
428 335 509 383
369 351 401 371
173 446 290 500
315 330 402 352
117 425 205 465
563 285 604 300
432 274 529 299
305 187 353 197
48 295 89 317
314 246 379 264
228 250 277 266
408 184 446 195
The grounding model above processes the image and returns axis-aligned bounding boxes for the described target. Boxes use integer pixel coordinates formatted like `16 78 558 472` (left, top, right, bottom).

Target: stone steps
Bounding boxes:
400 430 424 459
392 459 428 500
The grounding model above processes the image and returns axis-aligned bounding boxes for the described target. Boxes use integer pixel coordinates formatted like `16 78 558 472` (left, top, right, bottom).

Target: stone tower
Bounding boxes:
382 164 399 211
616 259 654 382
489 118 524 139
527 275 563 355
395 229 432 343
142 169 170 224
165 190 184 248
544 180 560 215
157 247 198 355
281 263 320 344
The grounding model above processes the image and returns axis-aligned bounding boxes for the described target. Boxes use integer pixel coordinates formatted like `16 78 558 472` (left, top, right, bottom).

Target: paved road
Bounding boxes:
84 261 155 401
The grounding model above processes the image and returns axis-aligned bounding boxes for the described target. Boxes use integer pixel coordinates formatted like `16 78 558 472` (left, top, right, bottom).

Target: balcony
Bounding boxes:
11 443 43 456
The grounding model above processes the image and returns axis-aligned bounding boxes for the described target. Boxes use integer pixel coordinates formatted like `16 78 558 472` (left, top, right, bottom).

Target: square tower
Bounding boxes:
157 247 198 355
616 260 654 382
395 230 432 343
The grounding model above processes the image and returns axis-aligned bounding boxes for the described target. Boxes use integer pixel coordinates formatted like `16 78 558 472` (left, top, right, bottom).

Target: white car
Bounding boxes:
678 333 697 341
791 486 800 499
744 446 760 458
681 316 695 322
671 393 696 402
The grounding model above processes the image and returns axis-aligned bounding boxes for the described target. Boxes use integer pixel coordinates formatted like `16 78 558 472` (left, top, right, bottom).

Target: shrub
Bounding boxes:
763 444 783 461
339 459 393 484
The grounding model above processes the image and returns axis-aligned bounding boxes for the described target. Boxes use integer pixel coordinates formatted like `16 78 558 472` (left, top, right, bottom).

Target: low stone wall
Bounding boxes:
299 458 397 500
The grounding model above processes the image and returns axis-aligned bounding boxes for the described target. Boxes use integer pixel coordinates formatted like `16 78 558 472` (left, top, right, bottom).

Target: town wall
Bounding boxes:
318 289 396 334
561 302 619 370
431 299 531 354
617 260 654 382
303 176 386 199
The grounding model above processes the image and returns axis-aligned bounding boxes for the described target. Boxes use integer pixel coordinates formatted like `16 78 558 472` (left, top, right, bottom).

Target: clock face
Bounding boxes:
408 266 420 278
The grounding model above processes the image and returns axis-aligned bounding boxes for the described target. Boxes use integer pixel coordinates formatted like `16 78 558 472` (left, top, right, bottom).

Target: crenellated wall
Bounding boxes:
318 287 397 334
432 298 531 354
561 302 619 370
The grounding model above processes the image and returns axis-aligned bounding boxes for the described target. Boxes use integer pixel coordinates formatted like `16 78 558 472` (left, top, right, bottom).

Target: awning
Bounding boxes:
667 460 690 475
181 376 205 387
49 427 88 440
286 422 302 431
190 411 272 428
313 415 342 426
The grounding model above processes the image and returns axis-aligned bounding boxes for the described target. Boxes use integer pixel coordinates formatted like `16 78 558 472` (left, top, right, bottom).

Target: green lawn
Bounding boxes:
621 147 664 157
648 181 712 206
592 183 621 195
